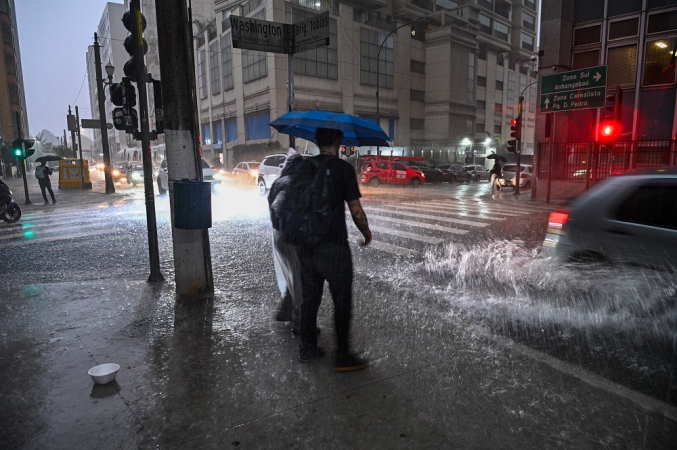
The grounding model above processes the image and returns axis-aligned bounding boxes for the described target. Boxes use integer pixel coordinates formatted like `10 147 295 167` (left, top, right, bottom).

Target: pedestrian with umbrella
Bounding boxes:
34 156 62 205
487 153 506 192
269 111 388 371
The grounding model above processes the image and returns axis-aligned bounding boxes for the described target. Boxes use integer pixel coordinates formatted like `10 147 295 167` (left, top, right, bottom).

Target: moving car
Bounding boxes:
126 164 146 186
358 160 425 187
257 153 287 194
232 161 260 184
395 158 443 184
543 167 677 271
156 159 219 194
464 165 491 181
499 164 533 189
111 163 129 183
438 164 472 183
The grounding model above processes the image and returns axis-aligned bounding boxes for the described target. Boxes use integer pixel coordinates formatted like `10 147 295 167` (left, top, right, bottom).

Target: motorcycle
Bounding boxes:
0 179 21 223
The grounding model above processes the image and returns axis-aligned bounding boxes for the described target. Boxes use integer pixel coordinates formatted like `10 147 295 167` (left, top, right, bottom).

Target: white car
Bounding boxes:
156 158 219 194
543 167 677 271
499 164 533 189
232 161 260 184
256 153 287 194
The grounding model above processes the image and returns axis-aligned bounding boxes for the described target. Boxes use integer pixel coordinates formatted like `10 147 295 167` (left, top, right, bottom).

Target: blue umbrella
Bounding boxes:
269 110 392 147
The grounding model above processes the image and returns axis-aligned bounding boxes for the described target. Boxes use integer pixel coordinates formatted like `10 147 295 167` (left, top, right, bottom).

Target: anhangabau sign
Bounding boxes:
540 65 607 112
230 11 330 54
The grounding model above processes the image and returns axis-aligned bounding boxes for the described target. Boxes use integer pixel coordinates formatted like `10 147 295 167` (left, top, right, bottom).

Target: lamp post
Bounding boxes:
93 32 116 194
376 16 427 156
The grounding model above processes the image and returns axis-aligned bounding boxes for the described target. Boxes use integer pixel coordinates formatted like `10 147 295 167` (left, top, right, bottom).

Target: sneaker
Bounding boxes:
299 346 327 363
334 354 369 372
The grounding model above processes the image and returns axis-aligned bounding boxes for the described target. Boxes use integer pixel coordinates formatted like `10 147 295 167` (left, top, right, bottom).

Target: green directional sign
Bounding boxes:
540 65 607 112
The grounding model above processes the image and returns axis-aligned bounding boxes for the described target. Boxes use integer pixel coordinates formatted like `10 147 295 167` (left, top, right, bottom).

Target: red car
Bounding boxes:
358 160 425 187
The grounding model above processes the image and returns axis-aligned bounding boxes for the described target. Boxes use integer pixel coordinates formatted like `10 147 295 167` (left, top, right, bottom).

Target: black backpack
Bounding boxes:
269 155 334 248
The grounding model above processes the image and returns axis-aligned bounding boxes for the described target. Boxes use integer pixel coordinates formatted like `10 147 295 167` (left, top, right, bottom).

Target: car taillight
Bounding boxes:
548 208 570 234
366 166 372 172
520 173 528 178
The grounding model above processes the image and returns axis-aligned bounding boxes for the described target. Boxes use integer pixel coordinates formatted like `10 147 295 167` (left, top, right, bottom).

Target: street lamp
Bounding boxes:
104 61 115 85
376 16 427 156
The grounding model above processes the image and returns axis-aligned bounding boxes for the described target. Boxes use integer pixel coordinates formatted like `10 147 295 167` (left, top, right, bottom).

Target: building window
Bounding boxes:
608 0 643 17
638 88 675 138
209 40 220 95
479 43 487 60
609 18 639 40
201 123 211 145
410 89 425 102
529 83 536 112
572 50 600 69
477 76 487 87
294 8 338 80
226 118 237 142
523 13 535 32
647 10 677 34
496 80 504 91
648 0 677 9
493 21 510 42
477 100 486 109
213 121 223 149
524 0 535 11
411 59 426 74
468 53 474 104
198 49 207 99
436 0 459 11
507 71 515 104
644 38 677 86
494 124 502 134
221 34 234 91
246 111 271 140
574 25 601 46
475 122 485 133
242 49 267 83
497 54 504 66
479 14 492 35
574 0 604 24
360 27 394 88
607 45 637 88
411 118 425 130
494 103 503 114
521 32 534 51
508 59 515 70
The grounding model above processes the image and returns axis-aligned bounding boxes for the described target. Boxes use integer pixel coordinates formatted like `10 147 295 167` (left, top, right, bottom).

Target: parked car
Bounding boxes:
358 160 425 187
499 164 533 189
232 161 260 184
543 167 677 271
257 153 287 194
464 165 491 181
437 164 472 183
126 163 146 186
156 159 219 194
396 159 443 184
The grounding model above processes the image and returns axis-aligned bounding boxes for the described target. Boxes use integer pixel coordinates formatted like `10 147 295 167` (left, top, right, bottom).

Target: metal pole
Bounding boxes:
287 53 295 149
63 130 68 154
155 0 214 295
93 33 115 194
514 96 523 196
75 106 91 189
131 0 163 283
15 111 31 204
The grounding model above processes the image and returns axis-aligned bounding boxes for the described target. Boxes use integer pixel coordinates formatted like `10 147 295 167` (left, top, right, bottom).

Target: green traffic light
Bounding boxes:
14 148 22 157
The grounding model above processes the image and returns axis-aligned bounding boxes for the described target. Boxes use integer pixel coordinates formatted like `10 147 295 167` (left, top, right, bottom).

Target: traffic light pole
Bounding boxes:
15 112 31 205
130 0 163 283
155 0 214 296
514 96 523 196
93 33 115 194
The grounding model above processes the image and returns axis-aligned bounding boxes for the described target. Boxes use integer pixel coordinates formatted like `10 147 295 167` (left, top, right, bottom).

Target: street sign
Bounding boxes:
80 118 113 129
230 15 290 54
540 65 607 112
293 11 330 53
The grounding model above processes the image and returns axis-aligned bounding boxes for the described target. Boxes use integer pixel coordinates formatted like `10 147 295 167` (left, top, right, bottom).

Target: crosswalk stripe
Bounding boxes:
0 228 117 249
368 224 445 245
353 212 469 235
395 203 508 220
0 221 123 241
362 240 420 256
434 198 554 213
365 206 489 228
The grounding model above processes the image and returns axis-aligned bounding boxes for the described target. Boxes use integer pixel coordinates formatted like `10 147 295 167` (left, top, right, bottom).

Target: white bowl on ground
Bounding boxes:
88 363 120 384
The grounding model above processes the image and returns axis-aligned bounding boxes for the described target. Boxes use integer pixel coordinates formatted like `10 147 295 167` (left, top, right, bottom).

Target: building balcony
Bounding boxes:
392 0 434 22
336 0 388 11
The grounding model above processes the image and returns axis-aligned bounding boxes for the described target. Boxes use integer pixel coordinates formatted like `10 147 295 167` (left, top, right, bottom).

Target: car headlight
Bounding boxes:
213 173 223 180
113 169 120 176
250 169 258 177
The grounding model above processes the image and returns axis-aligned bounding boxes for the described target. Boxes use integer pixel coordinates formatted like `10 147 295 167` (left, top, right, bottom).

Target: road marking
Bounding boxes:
356 212 469 235
397 203 508 220
442 199 555 213
363 240 420 256
0 228 117 249
366 206 489 228
368 224 445 245
0 221 126 242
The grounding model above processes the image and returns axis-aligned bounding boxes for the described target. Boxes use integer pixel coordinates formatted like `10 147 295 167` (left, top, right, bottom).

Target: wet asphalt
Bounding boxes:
1 172 676 449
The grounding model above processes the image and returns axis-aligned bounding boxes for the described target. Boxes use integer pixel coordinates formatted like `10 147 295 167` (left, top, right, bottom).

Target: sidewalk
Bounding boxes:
1 263 676 449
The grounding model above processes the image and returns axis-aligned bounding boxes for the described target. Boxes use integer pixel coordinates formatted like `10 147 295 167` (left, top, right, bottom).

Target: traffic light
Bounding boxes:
121 8 148 83
24 138 35 157
598 120 618 144
605 86 623 122
12 139 24 158
110 77 138 132
507 118 520 153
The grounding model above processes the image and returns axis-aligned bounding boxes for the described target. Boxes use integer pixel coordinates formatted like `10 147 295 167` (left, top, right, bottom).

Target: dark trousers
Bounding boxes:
39 178 56 203
297 243 353 355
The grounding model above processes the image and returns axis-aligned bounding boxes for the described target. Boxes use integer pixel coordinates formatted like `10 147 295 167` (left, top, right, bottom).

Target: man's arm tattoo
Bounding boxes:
348 199 370 237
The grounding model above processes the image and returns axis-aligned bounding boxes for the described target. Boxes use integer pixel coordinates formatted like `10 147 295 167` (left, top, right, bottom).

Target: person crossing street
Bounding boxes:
35 161 57 205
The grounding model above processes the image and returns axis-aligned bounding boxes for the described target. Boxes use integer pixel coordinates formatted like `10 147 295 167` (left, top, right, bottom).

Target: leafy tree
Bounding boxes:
52 145 72 158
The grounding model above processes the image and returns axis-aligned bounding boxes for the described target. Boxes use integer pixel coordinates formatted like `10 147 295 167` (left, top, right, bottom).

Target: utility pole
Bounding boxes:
15 112 31 204
154 0 213 295
68 106 78 161
93 33 115 194
514 96 523 196
75 106 92 189
63 130 68 154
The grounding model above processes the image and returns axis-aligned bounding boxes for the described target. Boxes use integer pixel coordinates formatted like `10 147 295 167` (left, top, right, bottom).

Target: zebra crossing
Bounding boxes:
351 198 554 257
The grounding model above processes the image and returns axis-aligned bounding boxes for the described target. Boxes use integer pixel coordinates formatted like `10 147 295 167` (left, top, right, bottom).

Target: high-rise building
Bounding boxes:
0 0 28 144
194 0 539 169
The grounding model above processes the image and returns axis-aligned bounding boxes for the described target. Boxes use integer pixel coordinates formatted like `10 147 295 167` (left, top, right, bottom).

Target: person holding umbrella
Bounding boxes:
487 153 505 192
35 160 57 205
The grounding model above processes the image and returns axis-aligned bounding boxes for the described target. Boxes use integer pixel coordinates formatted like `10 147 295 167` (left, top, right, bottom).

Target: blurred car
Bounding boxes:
257 153 287 194
111 163 129 183
358 160 425 187
232 161 260 184
543 167 677 271
126 163 146 186
156 158 219 194
464 165 491 181
437 164 472 183
499 164 533 189
396 159 443 184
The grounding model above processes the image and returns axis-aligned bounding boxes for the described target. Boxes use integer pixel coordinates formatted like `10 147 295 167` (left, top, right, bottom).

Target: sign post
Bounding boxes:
540 65 607 112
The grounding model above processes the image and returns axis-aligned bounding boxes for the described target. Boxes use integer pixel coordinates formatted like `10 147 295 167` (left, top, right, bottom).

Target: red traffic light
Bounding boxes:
598 121 618 143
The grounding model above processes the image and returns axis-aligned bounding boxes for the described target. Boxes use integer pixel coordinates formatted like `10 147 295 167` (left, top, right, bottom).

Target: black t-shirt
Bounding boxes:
314 154 362 245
